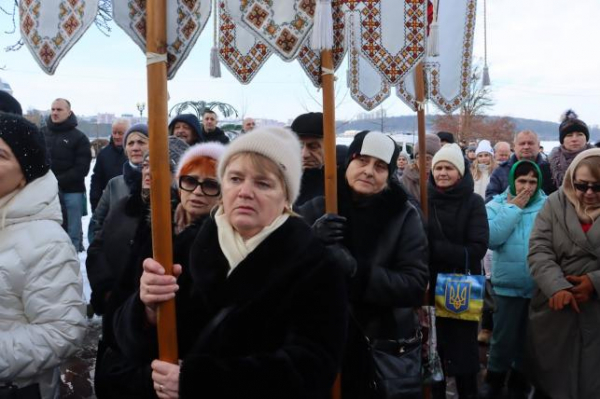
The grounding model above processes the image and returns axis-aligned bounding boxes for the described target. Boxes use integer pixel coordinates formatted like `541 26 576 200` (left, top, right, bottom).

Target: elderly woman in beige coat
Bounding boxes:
527 148 600 399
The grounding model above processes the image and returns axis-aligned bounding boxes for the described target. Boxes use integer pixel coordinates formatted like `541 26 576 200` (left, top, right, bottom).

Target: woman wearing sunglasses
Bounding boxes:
174 143 224 234
528 148 600 399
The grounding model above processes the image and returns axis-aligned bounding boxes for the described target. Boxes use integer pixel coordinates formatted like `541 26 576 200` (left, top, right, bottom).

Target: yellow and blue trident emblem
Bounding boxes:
435 273 485 321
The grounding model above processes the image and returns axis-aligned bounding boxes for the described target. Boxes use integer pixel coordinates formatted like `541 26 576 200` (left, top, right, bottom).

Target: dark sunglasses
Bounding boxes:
179 176 221 196
573 182 600 193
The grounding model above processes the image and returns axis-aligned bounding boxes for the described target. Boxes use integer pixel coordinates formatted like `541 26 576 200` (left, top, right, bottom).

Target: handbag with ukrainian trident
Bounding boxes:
435 273 485 322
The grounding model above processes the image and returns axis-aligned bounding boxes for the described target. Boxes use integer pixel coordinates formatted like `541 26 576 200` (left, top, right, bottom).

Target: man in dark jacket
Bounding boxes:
200 109 229 144
43 98 91 251
485 130 556 202
291 112 326 208
169 113 203 145
89 119 129 212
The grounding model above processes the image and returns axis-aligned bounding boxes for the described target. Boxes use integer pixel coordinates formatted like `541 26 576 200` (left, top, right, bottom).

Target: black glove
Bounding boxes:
327 243 357 278
311 213 347 244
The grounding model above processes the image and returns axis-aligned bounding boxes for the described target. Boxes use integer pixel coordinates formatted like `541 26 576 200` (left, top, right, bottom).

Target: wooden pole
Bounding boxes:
415 63 431 399
146 0 178 364
415 63 428 219
321 48 341 397
322 49 338 214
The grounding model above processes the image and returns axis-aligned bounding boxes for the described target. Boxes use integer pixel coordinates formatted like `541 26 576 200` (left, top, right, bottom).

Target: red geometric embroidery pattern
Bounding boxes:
297 0 347 87
358 0 427 85
20 0 98 74
428 0 477 113
218 0 272 84
240 0 315 60
396 0 477 114
114 0 210 79
347 11 391 111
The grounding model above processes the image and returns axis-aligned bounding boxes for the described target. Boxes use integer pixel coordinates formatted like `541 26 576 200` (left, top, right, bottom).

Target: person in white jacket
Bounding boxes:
0 111 86 399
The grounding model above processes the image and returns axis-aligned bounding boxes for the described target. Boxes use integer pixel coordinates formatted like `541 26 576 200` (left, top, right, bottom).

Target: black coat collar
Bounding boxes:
189 216 321 309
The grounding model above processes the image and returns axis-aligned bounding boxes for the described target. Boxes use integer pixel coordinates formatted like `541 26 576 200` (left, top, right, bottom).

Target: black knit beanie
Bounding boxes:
0 91 22 115
559 110 589 144
0 112 50 182
346 130 399 178
291 112 323 138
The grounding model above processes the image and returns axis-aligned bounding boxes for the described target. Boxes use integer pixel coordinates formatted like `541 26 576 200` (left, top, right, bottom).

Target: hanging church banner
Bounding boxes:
238 0 316 61
356 0 428 85
20 0 99 75
218 0 272 84
397 0 477 114
347 11 390 111
297 0 346 88
113 0 211 80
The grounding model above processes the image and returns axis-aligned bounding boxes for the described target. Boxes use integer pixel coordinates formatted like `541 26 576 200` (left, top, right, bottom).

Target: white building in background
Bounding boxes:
0 77 13 94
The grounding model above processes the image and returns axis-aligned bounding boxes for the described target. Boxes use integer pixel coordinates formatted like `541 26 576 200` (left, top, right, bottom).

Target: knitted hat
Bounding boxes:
346 131 400 177
0 112 50 182
168 136 189 171
290 112 323 138
559 110 589 144
124 123 149 145
414 133 442 157
218 126 302 204
432 143 466 176
0 91 22 115
142 136 190 174
176 142 226 178
436 131 455 144
475 139 494 156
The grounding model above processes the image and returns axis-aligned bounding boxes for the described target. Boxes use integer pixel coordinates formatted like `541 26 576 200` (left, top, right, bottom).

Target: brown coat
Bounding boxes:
527 190 600 399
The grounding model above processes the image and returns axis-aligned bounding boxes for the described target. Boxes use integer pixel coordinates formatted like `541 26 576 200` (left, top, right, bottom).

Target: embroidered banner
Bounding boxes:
218 0 272 84
239 0 316 61
113 0 211 79
20 0 99 75
397 0 477 114
347 12 390 111
357 0 428 85
297 0 346 88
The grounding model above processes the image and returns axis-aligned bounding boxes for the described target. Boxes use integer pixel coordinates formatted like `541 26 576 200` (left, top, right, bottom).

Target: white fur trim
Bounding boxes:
176 142 226 178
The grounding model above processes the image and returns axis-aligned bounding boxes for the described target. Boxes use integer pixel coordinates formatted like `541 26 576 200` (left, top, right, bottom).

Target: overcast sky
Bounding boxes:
1 0 599 127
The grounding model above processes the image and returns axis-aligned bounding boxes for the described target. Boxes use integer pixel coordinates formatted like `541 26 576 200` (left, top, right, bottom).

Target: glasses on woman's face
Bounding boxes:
573 182 600 193
179 175 221 196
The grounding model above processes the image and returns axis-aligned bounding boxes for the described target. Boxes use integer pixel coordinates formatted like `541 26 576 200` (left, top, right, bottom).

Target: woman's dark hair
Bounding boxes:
513 161 539 180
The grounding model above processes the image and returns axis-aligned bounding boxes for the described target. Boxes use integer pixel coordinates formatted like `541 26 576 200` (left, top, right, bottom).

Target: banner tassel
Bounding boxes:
210 0 221 78
310 0 334 51
427 0 440 57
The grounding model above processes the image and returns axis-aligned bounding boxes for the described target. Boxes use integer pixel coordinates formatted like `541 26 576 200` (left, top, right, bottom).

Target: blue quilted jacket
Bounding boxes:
486 189 547 297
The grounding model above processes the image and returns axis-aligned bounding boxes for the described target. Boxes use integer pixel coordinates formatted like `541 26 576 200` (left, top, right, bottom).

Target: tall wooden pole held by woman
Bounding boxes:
146 0 179 364
415 63 428 219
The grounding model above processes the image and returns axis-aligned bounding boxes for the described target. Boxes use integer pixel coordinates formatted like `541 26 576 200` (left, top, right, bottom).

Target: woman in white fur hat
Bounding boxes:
112 126 348 399
471 139 497 199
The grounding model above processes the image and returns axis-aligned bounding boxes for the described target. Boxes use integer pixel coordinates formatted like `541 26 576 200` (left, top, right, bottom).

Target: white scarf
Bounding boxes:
215 206 289 275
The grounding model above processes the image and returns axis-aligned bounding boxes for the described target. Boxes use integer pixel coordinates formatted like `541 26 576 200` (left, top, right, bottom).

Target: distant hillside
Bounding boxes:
336 115 600 142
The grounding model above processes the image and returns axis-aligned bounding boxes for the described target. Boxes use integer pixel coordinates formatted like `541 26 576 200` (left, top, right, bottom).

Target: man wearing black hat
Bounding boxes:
291 112 326 207
43 98 91 251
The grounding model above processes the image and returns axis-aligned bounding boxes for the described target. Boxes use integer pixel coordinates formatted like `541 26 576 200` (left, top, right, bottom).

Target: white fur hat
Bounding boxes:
176 142 226 178
432 143 466 176
475 139 494 156
217 126 302 204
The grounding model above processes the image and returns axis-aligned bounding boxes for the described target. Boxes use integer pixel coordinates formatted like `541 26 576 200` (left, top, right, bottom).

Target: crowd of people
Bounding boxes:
1 89 599 399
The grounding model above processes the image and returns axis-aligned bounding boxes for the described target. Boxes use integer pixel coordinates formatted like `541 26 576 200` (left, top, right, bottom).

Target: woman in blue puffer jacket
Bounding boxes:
480 160 547 399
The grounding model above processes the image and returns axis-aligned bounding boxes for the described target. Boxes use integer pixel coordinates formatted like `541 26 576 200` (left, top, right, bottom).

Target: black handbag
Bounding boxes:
0 383 41 399
367 331 423 399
